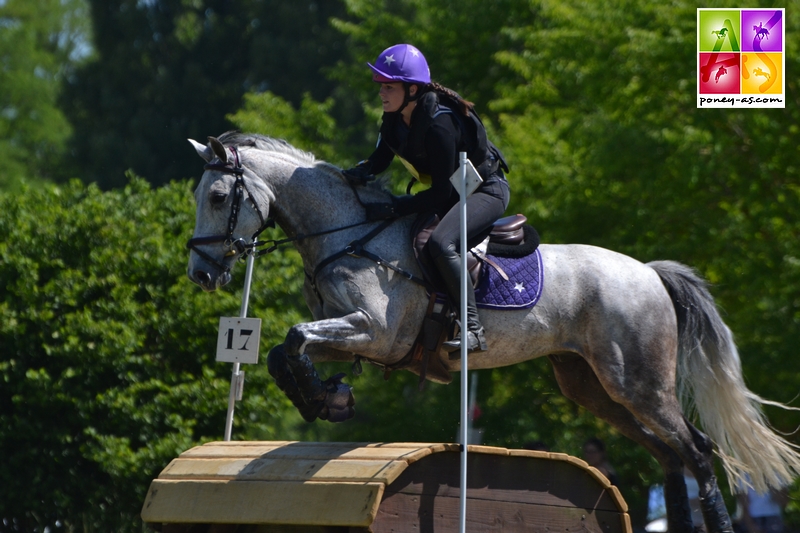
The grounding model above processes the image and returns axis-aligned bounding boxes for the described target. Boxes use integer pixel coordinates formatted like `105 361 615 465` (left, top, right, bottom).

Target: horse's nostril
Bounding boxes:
196 270 211 285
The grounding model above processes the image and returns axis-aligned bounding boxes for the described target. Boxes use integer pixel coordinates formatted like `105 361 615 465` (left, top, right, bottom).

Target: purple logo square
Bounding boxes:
741 10 783 52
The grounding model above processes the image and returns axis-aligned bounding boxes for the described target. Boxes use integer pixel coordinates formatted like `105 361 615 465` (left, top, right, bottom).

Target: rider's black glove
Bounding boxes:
342 160 376 186
364 201 397 221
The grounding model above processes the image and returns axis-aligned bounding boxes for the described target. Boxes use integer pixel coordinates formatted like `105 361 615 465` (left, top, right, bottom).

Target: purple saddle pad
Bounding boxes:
475 248 544 309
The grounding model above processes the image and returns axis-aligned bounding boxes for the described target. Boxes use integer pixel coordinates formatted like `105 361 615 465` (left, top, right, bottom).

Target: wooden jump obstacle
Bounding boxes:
141 441 631 533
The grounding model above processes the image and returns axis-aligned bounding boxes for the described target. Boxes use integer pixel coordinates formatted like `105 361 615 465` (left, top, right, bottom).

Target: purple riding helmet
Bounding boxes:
368 44 431 84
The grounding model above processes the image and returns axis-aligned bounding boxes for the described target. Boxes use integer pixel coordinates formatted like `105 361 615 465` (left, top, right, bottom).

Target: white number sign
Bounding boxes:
216 317 262 364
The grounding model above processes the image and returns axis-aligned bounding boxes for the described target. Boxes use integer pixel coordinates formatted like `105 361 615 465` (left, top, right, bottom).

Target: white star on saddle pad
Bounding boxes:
514 282 525 293
384 54 396 65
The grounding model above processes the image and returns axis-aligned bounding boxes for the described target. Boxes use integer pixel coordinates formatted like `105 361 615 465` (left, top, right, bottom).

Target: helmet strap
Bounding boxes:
397 83 422 114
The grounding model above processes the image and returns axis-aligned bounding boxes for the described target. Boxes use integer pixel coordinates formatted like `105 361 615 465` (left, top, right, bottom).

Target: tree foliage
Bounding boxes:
0 0 89 190
0 177 307 532
494 0 800 427
59 0 350 188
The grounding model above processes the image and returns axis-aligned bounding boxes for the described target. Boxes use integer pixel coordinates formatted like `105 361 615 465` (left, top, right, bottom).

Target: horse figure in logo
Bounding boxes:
187 132 800 533
711 28 728 39
753 67 770 80
753 22 770 41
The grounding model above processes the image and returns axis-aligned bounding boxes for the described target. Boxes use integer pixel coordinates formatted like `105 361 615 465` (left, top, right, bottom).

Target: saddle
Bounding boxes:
413 213 537 289
386 213 540 388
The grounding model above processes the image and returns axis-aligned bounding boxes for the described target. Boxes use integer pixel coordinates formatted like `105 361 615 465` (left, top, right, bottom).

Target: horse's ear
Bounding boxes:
188 139 213 162
207 136 228 163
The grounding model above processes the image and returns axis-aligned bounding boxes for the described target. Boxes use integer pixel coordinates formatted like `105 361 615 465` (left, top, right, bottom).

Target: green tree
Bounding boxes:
227 91 343 163
493 0 800 521
60 0 350 189
0 0 90 190
494 0 800 418
0 177 307 531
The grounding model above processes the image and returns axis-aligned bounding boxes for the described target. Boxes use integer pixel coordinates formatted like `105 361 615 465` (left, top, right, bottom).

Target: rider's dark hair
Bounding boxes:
425 82 475 116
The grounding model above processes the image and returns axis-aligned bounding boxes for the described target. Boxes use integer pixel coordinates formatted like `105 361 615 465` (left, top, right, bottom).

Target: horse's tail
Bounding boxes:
649 260 800 493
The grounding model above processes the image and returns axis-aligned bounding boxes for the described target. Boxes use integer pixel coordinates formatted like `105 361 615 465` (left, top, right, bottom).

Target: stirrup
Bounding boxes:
443 326 487 353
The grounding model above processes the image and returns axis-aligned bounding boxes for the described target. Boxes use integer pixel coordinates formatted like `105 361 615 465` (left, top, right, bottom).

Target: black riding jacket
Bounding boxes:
365 90 508 218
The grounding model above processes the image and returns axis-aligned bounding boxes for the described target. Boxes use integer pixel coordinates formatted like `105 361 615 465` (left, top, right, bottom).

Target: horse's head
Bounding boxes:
187 136 272 291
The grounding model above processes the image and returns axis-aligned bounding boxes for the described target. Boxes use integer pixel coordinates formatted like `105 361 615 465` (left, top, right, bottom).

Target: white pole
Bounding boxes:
458 151 469 533
468 371 478 442
223 252 256 441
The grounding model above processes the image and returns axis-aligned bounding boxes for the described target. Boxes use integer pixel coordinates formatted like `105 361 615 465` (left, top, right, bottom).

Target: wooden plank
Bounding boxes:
160 457 409 485
162 524 366 533
621 510 633 533
546 452 572 461
142 443 631 531
384 451 623 512
510 448 628 513
609 485 629 513
584 465 613 488
200 440 301 447
365 442 445 449
364 442 459 463
563 455 590 469
372 491 628 533
141 479 384 527
180 443 435 463
466 445 509 456
507 449 551 460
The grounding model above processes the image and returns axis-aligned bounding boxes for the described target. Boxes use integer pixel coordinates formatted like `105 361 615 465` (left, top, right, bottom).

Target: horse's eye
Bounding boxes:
210 192 227 205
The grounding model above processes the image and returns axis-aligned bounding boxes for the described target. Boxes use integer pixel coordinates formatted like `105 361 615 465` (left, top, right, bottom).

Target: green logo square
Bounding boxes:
698 9 741 51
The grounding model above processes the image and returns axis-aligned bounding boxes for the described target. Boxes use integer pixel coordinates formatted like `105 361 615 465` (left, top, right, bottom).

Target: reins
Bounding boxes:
187 144 430 292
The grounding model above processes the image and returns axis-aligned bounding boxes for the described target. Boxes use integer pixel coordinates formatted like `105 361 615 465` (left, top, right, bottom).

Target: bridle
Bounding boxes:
186 142 429 292
186 146 273 274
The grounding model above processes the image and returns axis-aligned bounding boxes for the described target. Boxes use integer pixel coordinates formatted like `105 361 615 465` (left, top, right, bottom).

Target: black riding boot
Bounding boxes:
434 251 487 353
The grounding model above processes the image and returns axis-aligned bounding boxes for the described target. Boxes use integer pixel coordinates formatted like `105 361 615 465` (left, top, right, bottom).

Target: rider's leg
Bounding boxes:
433 249 487 352
428 179 508 352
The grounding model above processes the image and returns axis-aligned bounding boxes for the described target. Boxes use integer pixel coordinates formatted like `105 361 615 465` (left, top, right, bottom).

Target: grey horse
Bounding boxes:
187 132 800 533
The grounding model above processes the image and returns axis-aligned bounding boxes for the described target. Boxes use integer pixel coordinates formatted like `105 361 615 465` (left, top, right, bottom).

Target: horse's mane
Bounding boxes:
217 131 318 166
216 131 389 193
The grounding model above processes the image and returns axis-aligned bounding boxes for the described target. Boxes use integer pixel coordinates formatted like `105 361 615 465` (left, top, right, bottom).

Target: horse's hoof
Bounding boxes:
298 401 325 423
319 373 355 423
324 405 355 423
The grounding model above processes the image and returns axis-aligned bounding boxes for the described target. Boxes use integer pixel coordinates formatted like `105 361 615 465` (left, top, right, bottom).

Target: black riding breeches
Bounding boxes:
427 176 510 262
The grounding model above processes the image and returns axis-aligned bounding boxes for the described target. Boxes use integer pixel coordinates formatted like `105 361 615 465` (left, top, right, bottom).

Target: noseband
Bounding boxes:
186 146 273 274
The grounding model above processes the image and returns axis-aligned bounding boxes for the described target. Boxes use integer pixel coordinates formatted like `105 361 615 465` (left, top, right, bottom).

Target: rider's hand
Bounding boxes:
364 202 397 221
342 161 376 186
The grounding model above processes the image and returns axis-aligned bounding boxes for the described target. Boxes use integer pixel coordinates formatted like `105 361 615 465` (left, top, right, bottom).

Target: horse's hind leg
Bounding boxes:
570 338 732 533
549 353 698 533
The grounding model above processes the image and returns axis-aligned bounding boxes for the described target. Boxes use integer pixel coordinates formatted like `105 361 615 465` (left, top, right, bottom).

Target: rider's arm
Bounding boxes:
363 137 395 175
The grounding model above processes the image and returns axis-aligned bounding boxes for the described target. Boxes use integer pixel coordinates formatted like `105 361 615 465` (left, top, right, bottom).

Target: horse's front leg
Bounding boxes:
267 343 353 423
284 307 376 357
268 308 377 423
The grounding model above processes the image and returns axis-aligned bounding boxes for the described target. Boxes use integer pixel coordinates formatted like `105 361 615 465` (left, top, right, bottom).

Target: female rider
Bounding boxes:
343 43 510 353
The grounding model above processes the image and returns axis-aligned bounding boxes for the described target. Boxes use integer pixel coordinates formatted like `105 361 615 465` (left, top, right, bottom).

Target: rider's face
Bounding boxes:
379 83 405 113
